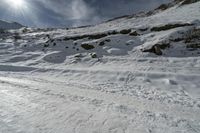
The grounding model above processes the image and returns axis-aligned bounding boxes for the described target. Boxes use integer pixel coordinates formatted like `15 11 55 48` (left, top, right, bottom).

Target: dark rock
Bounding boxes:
63 33 107 41
142 43 170 55
180 0 200 5
158 43 170 49
185 28 200 43
99 41 105 46
120 29 132 34
108 30 119 35
14 35 22 40
156 4 170 10
129 31 139 36
105 39 111 42
151 23 193 32
74 54 82 58
0 29 5 34
170 38 184 42
139 28 148 32
81 44 95 50
88 33 107 39
44 43 49 48
46 34 50 38
90 53 97 58
187 43 200 49
22 28 29 33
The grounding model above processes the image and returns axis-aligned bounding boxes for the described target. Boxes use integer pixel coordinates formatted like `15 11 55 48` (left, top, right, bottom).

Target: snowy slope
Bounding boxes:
0 1 200 133
0 20 23 29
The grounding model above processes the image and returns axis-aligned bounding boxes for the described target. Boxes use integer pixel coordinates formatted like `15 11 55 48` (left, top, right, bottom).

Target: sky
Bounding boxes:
0 0 170 28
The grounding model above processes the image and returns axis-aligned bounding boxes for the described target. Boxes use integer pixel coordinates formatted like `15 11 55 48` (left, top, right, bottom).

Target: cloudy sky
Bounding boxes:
0 0 170 27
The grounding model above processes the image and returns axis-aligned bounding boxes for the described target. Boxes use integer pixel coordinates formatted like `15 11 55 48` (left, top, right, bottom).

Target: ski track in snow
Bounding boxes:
0 55 200 133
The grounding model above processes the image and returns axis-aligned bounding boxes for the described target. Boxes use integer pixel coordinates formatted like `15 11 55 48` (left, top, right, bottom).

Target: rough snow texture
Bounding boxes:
0 1 200 133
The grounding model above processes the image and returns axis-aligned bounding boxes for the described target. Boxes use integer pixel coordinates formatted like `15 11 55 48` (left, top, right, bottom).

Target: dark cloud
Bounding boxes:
0 0 170 27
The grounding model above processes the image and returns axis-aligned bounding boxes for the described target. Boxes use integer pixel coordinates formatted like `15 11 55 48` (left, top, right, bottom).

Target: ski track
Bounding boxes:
0 55 200 133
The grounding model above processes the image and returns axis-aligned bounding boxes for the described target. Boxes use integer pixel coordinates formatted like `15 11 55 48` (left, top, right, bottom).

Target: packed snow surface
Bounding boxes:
0 1 200 133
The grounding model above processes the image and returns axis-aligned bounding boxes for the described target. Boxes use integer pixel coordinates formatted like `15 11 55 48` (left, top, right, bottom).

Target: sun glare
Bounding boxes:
9 0 25 8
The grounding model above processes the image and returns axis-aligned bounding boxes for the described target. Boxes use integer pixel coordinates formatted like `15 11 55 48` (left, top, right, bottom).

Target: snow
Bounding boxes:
0 1 200 133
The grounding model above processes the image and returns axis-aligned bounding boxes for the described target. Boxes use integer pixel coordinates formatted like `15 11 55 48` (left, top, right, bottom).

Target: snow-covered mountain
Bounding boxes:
0 20 23 29
0 0 200 133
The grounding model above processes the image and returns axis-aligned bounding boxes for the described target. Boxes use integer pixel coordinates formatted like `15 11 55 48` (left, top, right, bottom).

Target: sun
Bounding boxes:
8 0 25 8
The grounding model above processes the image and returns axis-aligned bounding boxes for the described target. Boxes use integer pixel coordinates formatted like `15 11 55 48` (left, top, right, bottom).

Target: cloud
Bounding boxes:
0 0 171 27
70 0 100 26
71 0 90 20
85 0 171 17
32 0 99 27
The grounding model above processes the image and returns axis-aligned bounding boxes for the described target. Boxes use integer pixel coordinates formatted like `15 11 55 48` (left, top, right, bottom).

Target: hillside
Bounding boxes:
0 20 23 29
0 1 200 133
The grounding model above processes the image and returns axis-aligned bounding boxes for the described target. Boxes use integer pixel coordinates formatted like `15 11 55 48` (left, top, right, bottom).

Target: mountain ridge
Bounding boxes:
0 20 24 29
105 0 200 23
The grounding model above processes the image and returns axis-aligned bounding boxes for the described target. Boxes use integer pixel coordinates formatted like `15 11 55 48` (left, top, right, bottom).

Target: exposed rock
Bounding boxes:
105 39 111 42
139 28 148 32
108 30 119 35
180 0 200 5
44 43 49 48
14 34 22 40
120 29 132 34
0 29 5 34
81 44 95 50
129 31 139 36
99 41 105 46
63 33 107 41
88 33 107 39
90 53 97 58
156 4 171 10
151 23 193 32
186 43 200 49
74 53 83 58
142 43 170 55
184 28 200 43
170 38 184 42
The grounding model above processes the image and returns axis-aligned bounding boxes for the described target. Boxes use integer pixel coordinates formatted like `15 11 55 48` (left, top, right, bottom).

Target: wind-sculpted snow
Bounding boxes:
0 1 200 133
